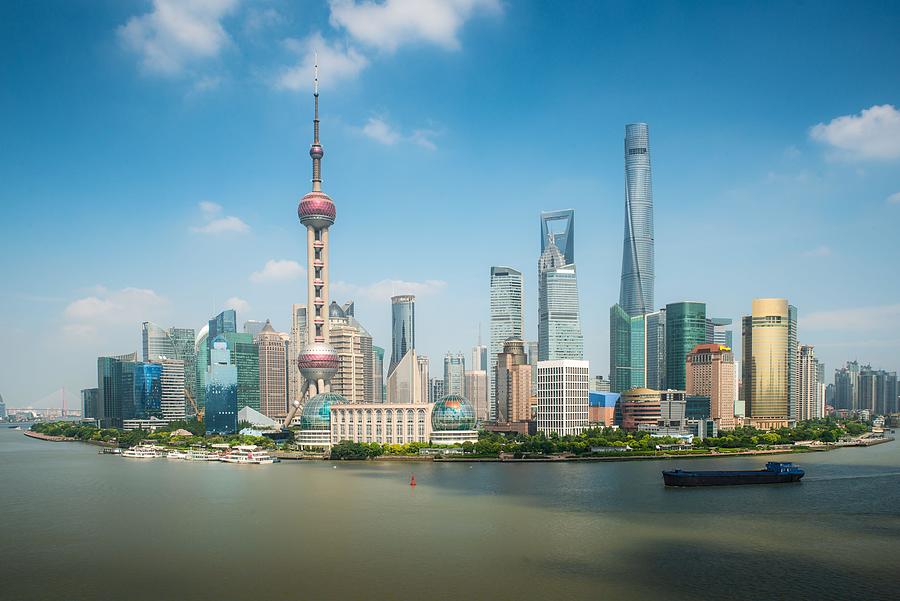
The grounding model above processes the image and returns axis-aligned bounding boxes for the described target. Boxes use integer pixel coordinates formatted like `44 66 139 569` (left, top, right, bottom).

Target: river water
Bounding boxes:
1 427 899 600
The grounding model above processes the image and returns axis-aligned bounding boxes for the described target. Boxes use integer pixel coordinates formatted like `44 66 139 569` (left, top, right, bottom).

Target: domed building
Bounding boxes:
430 394 479 445
297 392 347 447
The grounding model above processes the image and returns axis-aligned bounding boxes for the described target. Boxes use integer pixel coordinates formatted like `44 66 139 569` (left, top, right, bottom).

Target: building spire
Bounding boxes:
310 52 323 192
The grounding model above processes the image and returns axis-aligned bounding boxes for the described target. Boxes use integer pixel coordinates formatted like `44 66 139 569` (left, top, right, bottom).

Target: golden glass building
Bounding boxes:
741 298 798 420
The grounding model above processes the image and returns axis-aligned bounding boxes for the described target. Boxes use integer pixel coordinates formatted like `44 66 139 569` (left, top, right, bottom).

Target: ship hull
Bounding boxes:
663 470 803 487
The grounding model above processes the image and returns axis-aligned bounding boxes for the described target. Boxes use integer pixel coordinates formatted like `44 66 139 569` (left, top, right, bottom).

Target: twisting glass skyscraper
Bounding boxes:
619 123 655 317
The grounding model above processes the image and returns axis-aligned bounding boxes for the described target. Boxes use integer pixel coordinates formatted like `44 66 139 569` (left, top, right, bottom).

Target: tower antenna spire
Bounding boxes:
310 51 322 191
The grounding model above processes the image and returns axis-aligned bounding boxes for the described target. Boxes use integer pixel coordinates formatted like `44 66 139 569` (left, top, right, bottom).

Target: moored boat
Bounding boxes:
166 450 189 460
185 448 221 461
662 461 804 487
219 445 275 465
122 445 164 459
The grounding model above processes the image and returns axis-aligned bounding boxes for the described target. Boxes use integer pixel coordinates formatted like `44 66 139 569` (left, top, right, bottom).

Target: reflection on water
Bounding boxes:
1 429 899 601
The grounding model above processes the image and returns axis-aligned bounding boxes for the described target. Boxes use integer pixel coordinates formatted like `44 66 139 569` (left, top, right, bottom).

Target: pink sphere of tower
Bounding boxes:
297 342 339 382
298 191 335 229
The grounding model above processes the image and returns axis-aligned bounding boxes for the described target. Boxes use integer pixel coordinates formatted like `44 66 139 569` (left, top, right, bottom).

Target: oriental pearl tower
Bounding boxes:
289 59 340 421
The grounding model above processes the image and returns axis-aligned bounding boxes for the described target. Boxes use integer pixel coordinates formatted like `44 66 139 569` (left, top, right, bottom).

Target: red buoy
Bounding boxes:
410 474 416 487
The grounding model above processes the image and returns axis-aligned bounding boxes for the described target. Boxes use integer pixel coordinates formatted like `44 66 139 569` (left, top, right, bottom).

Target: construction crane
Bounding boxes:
185 387 203 422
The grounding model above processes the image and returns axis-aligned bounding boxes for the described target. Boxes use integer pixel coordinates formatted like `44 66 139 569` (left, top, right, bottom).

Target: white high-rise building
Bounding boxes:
443 352 466 396
465 370 488 424
536 360 589 436
288 304 307 403
798 344 823 420
417 355 430 405
159 358 186 422
490 267 524 421
256 320 287 419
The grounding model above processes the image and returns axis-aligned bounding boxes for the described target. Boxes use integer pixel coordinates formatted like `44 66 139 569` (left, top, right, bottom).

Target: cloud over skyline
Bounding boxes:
810 104 900 160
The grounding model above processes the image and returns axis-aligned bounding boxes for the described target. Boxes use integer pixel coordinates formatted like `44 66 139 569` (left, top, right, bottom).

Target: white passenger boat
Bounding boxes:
219 445 275 465
185 448 221 461
166 450 189 460
122 446 164 459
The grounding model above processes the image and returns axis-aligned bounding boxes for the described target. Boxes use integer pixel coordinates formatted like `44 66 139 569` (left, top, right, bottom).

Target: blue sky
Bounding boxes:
2 0 899 407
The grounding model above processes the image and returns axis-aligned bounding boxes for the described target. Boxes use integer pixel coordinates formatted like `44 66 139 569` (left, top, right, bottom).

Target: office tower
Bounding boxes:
0 394 5 420
465 370 489 423
141 322 196 403
834 361 860 411
373 346 385 401
288 304 308 403
857 366 898 414
417 355 430 406
209 309 237 342
388 295 416 378
386 348 420 403
443 352 466 396
609 304 646 392
665 302 707 392
645 309 666 390
538 219 583 362
206 336 238 435
133 362 163 419
430 377 445 403
591 375 611 392
619 123 655 317
220 332 260 412
194 330 208 411
256 320 287 418
706 317 734 348
540 210 575 264
495 337 532 423
244 320 265 338
81 388 99 420
797 345 823 420
159 358 186 422
526 341 538 394
472 344 488 372
816 362 826 388
536 359 589 436
97 352 138 428
329 302 374 402
295 63 341 402
742 298 798 422
686 344 736 429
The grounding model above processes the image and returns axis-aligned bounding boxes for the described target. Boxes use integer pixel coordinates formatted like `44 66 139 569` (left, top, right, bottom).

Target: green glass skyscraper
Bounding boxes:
665 301 707 392
223 331 260 412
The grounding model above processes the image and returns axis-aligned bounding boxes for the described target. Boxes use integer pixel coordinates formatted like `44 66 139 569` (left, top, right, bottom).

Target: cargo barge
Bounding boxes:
662 461 804 487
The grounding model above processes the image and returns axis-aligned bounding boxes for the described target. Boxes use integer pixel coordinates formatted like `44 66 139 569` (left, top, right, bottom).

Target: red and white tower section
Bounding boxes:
295 63 339 402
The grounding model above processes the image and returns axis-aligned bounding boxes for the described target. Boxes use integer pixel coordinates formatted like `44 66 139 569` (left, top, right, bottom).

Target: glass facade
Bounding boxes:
609 304 646 393
443 353 466 396
195 331 208 410
299 392 347 430
489 266 524 420
645 309 666 390
388 295 415 377
133 362 163 419
620 123 655 317
665 302 708 392
431 394 476 431
205 336 238 435
97 353 138 428
223 332 260 412
80 387 99 420
373 345 384 401
540 210 574 265
741 299 798 418
539 263 583 361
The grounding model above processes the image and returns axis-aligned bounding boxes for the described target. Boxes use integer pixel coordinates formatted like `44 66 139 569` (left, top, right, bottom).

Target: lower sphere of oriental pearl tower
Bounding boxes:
296 59 339 395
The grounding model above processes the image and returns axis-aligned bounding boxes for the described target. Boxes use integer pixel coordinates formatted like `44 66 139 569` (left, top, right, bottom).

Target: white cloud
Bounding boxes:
360 117 401 145
802 304 900 332
332 278 447 303
887 192 900 205
802 245 832 258
118 0 241 75
810 104 900 160
250 259 305 283
243 7 285 34
63 287 170 338
328 0 502 52
223 296 251 314
276 32 368 91
356 117 440 149
199 200 222 215
191 202 249 234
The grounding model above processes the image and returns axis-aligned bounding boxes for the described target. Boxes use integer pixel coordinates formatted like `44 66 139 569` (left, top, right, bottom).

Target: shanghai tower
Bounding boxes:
619 123 655 317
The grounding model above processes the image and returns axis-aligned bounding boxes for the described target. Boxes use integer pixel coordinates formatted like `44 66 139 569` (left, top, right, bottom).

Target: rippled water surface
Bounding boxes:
2 428 899 600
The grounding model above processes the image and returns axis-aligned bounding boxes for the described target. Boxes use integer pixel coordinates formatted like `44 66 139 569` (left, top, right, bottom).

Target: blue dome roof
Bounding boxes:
299 393 347 430
431 394 476 431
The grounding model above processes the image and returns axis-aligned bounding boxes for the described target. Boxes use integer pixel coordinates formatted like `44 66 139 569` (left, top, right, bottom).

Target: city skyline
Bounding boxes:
3 1 900 405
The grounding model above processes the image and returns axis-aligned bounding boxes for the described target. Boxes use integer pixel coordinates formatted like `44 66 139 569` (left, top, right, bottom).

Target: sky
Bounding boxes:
2 0 900 408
